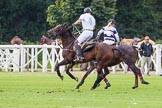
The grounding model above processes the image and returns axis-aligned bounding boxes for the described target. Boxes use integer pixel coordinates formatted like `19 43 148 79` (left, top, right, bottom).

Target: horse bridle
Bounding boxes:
56 25 77 52
53 24 82 52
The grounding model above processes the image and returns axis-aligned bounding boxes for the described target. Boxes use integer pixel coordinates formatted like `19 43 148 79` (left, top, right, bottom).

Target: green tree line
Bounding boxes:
0 0 162 43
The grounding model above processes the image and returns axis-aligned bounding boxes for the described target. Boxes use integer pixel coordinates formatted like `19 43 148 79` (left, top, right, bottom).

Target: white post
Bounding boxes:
13 48 20 72
156 44 161 75
51 47 55 72
31 48 34 72
34 48 38 70
42 44 47 72
112 66 116 73
120 62 128 73
20 45 26 72
4 49 10 71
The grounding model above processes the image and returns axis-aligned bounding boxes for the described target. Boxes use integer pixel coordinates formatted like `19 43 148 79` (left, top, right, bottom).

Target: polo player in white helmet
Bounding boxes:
73 7 96 61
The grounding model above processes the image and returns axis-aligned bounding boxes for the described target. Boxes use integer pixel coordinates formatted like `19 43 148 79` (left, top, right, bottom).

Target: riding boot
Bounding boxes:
75 45 84 61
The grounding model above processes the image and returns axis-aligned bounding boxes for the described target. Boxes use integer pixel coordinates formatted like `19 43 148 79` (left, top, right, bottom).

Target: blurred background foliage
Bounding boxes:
0 0 162 44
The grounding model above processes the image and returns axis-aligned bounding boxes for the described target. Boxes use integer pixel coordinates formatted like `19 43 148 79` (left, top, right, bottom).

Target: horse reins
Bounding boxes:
58 41 74 52
58 25 82 52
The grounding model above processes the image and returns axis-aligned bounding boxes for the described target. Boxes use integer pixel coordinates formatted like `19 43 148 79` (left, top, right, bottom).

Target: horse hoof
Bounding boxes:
104 83 111 89
75 77 79 82
60 76 64 80
90 85 96 90
75 86 79 89
142 81 150 85
90 87 95 90
132 86 138 89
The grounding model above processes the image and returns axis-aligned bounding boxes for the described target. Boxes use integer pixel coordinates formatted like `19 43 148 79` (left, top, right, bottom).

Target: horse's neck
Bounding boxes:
62 32 75 49
46 38 55 45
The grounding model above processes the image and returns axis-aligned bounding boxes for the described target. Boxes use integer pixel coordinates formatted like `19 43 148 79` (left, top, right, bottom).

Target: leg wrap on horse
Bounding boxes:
103 77 111 89
92 73 104 89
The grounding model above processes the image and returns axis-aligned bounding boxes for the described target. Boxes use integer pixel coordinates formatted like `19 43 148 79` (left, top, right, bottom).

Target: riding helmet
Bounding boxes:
108 19 116 24
84 7 92 13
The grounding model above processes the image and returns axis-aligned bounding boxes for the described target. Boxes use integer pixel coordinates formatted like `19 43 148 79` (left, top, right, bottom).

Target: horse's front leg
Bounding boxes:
65 63 78 82
55 60 69 80
90 67 104 90
94 67 111 89
76 62 95 89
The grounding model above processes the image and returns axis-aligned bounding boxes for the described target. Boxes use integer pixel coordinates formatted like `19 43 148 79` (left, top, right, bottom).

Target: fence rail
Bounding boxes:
0 44 64 72
0 44 161 75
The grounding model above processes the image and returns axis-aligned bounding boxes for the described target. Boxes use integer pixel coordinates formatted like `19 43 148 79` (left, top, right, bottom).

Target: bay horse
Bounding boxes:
10 36 23 45
120 37 155 46
40 35 61 45
120 37 144 45
48 23 149 90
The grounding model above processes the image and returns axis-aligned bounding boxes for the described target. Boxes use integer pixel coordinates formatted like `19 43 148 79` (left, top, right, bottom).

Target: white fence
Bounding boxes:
0 44 161 75
0 44 64 72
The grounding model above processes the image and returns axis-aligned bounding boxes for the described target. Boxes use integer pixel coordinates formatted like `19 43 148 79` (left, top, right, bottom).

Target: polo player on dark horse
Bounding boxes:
48 22 149 90
47 7 149 90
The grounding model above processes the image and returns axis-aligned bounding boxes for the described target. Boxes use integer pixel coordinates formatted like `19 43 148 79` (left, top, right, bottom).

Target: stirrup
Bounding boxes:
78 56 84 60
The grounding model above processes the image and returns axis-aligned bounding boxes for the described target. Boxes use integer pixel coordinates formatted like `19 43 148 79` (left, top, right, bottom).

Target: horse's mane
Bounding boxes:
68 29 75 40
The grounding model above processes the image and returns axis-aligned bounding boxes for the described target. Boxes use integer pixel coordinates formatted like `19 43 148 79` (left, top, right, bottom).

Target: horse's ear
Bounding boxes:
63 23 67 26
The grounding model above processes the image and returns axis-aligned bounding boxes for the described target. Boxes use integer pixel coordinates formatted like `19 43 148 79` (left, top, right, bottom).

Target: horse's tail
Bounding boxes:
132 45 138 49
132 46 139 62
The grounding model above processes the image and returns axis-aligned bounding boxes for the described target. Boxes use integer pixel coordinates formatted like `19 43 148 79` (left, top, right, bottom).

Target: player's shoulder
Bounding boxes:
109 26 116 31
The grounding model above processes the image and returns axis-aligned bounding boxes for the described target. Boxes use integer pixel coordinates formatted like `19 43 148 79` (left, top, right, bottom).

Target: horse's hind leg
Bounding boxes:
76 62 95 89
103 67 111 89
129 64 149 89
137 69 150 85
65 63 78 82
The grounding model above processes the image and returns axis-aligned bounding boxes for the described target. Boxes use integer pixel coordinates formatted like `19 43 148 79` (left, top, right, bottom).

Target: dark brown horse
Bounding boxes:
40 35 75 71
48 24 149 90
10 36 23 45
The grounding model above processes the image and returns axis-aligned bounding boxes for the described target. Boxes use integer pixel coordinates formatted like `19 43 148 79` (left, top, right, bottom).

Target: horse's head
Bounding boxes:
48 23 69 38
10 36 23 45
40 35 48 45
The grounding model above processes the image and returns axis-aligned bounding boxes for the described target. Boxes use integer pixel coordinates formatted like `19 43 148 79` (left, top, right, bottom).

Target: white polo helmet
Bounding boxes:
84 7 92 13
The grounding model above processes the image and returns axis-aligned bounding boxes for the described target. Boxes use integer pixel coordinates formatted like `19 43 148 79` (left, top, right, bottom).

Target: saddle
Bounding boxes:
81 39 96 52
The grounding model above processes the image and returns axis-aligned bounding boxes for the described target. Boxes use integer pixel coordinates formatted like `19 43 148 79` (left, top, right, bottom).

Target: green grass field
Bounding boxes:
0 71 162 108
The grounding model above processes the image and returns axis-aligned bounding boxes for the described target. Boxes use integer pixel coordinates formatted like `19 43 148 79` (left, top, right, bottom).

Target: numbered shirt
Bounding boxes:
79 13 96 30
